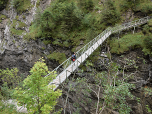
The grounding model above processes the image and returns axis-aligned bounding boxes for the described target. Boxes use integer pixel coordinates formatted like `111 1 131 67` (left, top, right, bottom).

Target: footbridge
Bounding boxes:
47 16 152 90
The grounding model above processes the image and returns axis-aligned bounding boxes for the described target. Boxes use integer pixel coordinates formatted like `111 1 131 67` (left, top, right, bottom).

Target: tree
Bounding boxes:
72 58 136 114
102 0 120 26
78 0 94 13
0 68 21 89
120 0 140 11
14 58 62 114
41 10 55 37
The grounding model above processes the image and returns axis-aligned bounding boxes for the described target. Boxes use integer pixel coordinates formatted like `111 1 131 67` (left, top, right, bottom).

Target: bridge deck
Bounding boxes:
49 32 111 90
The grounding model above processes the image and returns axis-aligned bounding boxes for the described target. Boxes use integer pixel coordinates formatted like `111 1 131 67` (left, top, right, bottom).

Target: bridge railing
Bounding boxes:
48 16 151 77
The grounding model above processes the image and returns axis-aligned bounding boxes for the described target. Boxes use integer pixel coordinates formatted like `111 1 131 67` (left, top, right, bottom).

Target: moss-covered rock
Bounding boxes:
0 14 7 23
10 19 27 36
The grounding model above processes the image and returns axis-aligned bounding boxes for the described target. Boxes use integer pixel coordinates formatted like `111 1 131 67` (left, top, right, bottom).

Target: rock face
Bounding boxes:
0 0 55 75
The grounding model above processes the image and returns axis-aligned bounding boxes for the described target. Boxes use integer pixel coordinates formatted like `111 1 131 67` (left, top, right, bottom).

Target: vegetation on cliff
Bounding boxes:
1 0 152 113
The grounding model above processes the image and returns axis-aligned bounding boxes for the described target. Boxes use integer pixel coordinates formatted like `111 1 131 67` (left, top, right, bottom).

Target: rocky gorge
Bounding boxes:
0 0 152 114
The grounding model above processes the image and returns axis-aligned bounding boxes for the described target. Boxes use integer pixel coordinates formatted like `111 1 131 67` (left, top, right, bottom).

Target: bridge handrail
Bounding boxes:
48 16 151 77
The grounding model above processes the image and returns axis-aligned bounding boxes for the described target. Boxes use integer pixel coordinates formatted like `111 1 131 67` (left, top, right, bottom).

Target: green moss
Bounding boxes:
12 19 26 28
12 19 17 27
10 28 24 36
15 16 19 20
47 52 66 64
136 2 152 14
0 15 7 23
79 64 87 71
43 40 51 45
0 15 7 19
109 32 145 54
13 40 16 43
22 15 26 20
10 19 26 36
18 21 27 28
41 47 45 50
36 0 41 7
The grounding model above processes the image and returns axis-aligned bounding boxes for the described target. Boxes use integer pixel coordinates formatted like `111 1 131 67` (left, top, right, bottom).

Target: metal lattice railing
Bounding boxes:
46 16 152 85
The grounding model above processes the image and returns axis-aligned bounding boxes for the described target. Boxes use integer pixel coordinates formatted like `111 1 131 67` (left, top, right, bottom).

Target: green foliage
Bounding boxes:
0 15 7 19
43 40 52 45
135 2 152 14
144 87 152 96
0 68 21 89
0 0 8 11
0 83 13 100
26 0 89 49
143 36 152 55
75 60 135 114
14 58 62 114
148 19 152 27
146 105 152 113
0 99 22 114
98 62 134 113
11 0 32 13
102 0 120 26
0 14 7 23
120 0 140 11
78 0 94 13
47 52 66 64
104 82 133 113
10 19 26 36
109 32 145 54
143 24 150 34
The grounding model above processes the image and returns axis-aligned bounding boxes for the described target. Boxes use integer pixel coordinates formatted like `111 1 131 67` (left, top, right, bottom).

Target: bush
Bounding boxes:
143 36 152 51
109 33 144 54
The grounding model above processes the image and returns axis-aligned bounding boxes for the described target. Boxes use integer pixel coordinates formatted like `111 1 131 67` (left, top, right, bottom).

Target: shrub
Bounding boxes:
109 33 144 54
47 52 66 64
135 2 152 14
143 36 152 51
143 24 150 34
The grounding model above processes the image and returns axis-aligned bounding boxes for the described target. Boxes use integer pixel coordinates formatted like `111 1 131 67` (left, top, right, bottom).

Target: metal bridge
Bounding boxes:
47 16 152 90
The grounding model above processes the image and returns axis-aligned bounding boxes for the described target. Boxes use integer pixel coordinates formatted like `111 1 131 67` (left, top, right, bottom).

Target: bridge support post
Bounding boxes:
133 26 135 34
118 31 120 39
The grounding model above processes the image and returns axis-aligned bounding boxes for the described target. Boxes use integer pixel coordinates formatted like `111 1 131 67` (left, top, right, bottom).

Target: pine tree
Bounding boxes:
102 0 120 26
